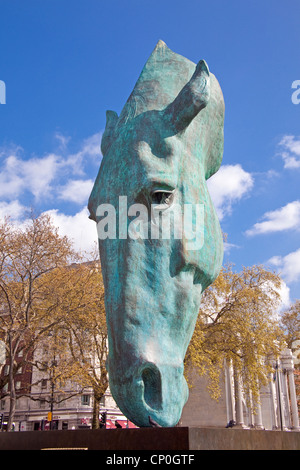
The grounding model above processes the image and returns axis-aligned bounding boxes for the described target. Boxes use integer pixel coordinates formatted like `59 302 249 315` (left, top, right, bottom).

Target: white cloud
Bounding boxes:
246 200 300 236
268 248 300 284
0 200 29 220
261 279 291 317
224 242 239 253
64 132 102 175
0 151 59 199
207 164 254 220
277 281 291 310
0 131 101 204
1 204 98 254
23 153 59 198
278 135 300 169
54 132 71 150
59 179 94 204
0 133 102 255
44 207 98 254
79 132 101 159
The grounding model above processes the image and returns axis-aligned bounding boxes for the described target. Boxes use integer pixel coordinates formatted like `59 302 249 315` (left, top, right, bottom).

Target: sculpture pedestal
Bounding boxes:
0 427 300 450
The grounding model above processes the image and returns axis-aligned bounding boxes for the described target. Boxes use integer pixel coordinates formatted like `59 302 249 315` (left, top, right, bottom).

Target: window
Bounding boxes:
16 381 21 390
41 379 47 389
39 399 46 409
56 395 65 408
81 394 90 406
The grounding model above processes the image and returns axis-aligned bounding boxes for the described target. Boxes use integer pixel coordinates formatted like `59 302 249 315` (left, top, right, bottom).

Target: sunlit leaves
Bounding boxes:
0 214 107 430
185 264 285 402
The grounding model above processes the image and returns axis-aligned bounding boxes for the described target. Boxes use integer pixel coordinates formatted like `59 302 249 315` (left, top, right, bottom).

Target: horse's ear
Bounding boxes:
203 74 225 180
162 60 210 134
101 110 118 155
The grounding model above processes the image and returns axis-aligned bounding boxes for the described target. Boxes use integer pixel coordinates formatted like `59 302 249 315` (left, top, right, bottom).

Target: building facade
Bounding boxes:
0 374 127 432
0 339 129 431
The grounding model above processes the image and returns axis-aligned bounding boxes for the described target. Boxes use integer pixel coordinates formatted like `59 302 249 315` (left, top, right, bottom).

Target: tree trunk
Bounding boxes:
92 393 101 429
7 357 16 432
92 372 109 429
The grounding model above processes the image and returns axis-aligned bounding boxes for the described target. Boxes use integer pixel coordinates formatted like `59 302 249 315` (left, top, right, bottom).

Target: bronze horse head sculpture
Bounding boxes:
88 40 224 427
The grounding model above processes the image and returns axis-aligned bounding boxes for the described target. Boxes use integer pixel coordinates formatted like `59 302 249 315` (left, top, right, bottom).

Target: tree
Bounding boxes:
34 261 108 429
65 262 108 430
280 300 300 350
185 264 286 404
0 213 75 430
277 300 300 422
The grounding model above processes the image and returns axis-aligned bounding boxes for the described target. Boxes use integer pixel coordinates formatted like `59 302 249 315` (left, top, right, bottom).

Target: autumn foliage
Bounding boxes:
185 264 286 402
0 214 107 430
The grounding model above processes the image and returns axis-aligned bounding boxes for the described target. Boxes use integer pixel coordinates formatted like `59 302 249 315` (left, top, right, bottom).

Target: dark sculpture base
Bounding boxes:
0 426 300 450
0 427 188 451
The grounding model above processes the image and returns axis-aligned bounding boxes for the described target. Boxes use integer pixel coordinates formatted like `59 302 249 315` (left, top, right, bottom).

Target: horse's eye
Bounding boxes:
151 190 174 207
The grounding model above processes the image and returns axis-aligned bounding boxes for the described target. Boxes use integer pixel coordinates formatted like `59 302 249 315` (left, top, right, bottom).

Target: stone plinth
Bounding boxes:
0 427 300 450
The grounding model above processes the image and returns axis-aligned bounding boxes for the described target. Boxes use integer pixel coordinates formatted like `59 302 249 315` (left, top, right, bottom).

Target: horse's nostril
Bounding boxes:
141 364 162 411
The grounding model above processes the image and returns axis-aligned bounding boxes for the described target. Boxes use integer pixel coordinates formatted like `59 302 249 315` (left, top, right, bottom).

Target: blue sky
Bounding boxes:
0 0 299 305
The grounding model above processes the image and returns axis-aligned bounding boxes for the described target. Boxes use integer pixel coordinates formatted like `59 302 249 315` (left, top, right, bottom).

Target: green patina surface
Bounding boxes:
88 40 225 427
